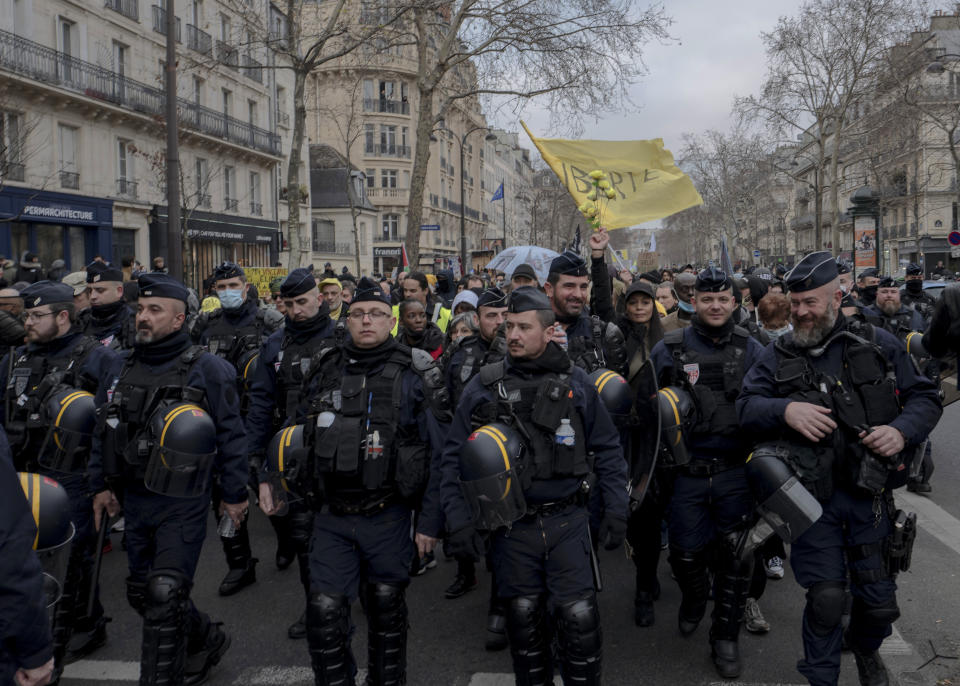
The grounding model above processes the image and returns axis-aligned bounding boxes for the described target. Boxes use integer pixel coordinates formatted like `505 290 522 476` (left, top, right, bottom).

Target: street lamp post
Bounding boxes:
447 124 497 274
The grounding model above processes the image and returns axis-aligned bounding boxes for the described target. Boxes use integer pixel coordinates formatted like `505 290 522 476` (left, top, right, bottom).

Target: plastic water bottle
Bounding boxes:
555 418 576 447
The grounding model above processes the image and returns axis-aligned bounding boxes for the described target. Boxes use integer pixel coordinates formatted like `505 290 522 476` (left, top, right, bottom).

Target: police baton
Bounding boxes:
585 526 603 592
87 512 112 619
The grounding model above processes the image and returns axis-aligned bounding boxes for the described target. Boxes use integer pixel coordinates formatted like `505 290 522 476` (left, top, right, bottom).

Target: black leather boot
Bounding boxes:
217 521 257 597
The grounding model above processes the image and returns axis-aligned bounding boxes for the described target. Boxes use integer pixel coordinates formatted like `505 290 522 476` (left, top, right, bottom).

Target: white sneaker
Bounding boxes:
744 598 770 634
765 556 785 579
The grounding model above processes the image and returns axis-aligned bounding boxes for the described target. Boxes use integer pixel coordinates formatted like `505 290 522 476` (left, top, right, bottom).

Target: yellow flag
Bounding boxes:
521 122 703 229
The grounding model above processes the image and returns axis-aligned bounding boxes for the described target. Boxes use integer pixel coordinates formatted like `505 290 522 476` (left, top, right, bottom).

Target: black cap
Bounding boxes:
549 250 588 277
639 270 662 285
213 261 244 281
784 251 839 293
625 281 656 301
350 277 391 306
21 280 75 309
507 286 552 313
695 267 732 293
511 264 538 282
137 273 189 303
86 261 123 284
280 265 316 299
858 267 878 281
836 259 852 275
905 263 922 276
680 263 694 272
477 286 507 309
878 275 897 288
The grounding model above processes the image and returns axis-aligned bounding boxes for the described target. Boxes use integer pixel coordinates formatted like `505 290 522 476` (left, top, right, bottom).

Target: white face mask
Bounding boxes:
218 287 244 309
839 282 850 294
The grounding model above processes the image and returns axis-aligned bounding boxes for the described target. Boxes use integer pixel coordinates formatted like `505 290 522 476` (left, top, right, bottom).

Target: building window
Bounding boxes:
365 168 375 188
358 221 367 254
380 125 396 152
195 157 210 206
364 124 375 153
382 213 399 240
380 169 397 188
249 171 261 215
222 89 232 118
117 139 136 196
192 76 203 106
312 218 335 252
224 165 236 210
1 112 24 181
58 123 78 188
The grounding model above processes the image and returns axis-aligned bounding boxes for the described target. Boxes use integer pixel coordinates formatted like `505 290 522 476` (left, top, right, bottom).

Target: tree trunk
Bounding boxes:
406 85 434 270
829 135 842 256
286 66 309 270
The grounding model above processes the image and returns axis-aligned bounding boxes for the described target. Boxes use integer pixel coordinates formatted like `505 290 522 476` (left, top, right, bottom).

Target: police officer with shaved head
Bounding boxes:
738 252 942 686
648 267 766 679
191 262 283 597
244 266 335 639
441 287 627 685
83 261 136 350
259 277 448 685
89 273 250 686
0 281 122 678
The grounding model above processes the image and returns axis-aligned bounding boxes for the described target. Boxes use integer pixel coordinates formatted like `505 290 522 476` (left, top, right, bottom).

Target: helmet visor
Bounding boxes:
36 522 75 608
144 446 215 498
460 470 527 531
38 425 92 473
261 470 302 517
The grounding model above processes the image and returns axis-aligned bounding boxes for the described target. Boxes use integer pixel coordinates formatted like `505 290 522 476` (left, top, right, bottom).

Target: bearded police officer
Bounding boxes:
441 286 509 647
738 252 941 686
83 262 136 350
441 286 627 685
259 276 447 686
900 263 935 321
0 281 122 676
245 266 335 639
89 273 249 686
648 267 765 679
545 251 627 375
191 262 283 597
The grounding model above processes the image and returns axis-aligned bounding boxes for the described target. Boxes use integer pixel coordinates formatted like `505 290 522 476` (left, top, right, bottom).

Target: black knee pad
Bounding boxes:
126 577 147 615
805 580 846 637
365 582 407 630
555 595 602 658
852 595 900 628
307 593 350 636
144 570 190 620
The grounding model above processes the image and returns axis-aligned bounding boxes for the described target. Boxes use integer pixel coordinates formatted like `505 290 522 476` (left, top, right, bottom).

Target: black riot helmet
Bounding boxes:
745 443 823 543
459 422 527 530
657 386 695 466
39 388 97 473
264 423 307 514
18 472 75 607
144 403 217 497
588 368 633 418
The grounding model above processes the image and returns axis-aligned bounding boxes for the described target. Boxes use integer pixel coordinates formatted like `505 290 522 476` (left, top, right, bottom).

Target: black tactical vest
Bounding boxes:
773 320 903 497
86 308 137 350
203 308 276 365
5 335 100 464
470 361 591 491
664 326 750 438
876 310 917 339
99 346 206 481
274 333 319 429
447 334 506 404
567 316 627 375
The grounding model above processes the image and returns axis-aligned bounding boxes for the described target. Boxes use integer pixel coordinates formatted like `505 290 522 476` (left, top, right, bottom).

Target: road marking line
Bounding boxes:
896 490 960 557
468 675 561 685
62 659 140 681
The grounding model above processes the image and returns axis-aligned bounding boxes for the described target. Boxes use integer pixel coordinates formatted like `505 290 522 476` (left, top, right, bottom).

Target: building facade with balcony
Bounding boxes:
0 0 300 285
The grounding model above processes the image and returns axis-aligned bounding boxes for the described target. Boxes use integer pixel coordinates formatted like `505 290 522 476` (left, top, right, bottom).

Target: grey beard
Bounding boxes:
135 329 155 344
879 301 900 317
791 303 837 348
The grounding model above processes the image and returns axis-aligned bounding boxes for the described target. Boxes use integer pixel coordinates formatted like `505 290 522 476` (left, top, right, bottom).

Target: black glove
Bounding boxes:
447 526 485 562
599 514 627 551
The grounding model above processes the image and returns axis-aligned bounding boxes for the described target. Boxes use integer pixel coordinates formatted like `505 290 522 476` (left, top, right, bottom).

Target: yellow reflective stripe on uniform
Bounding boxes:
595 370 618 395
745 452 754 463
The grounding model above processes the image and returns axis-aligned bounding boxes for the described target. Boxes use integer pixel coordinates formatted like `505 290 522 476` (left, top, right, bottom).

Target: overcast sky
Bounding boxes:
516 0 803 157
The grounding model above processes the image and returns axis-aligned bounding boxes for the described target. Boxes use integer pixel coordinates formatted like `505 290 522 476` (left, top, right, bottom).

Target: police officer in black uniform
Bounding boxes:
191 262 283 597
245 266 335 639
260 276 447 686
83 262 136 350
545 250 627 375
900 263 935 321
441 286 628 685
738 252 941 686
89 273 250 686
0 424 55 686
648 267 765 679
0 281 122 677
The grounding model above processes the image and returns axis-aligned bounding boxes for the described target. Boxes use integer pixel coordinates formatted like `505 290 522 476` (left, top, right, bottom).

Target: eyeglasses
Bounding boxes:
24 311 56 323
347 310 391 321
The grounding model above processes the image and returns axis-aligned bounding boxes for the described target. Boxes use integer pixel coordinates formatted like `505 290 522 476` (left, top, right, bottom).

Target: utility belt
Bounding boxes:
522 491 582 519
845 493 917 584
681 456 744 477
326 492 397 517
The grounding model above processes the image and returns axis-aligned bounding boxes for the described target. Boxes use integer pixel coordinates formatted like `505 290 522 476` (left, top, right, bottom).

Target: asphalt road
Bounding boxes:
61 404 960 686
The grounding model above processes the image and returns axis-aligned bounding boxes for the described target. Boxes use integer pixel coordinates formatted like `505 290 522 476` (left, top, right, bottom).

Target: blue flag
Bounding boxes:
491 182 504 201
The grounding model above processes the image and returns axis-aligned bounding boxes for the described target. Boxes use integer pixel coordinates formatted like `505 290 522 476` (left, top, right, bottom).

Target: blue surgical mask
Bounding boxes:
218 287 244 309
678 300 695 314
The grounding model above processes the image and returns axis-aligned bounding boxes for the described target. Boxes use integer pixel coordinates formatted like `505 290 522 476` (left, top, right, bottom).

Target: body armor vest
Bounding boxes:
664 326 749 439
877 310 917 339
301 344 431 506
203 308 274 364
772 320 903 497
5 335 99 466
470 361 591 492
274 334 318 430
86 309 137 350
901 290 935 321
566 316 625 375
448 334 506 404
99 346 206 481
